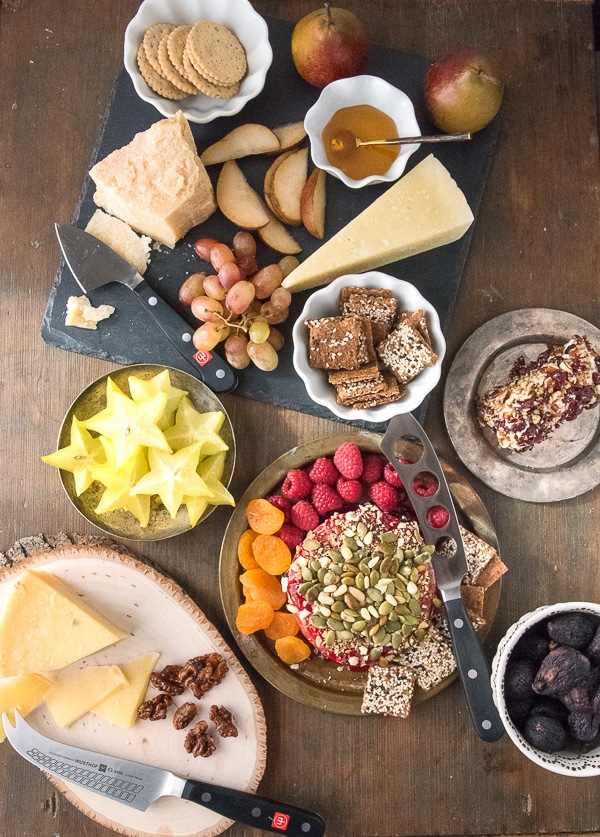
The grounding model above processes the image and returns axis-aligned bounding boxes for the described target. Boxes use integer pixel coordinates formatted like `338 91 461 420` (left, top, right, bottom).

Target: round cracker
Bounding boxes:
142 22 175 76
187 20 247 85
136 44 188 101
166 25 193 79
182 47 240 99
157 32 198 94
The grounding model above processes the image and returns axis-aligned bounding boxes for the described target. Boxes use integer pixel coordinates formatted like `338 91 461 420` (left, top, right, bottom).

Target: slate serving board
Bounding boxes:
41 16 498 430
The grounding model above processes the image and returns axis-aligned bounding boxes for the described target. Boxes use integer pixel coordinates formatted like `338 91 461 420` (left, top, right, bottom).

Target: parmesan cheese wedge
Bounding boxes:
44 664 128 727
91 652 159 728
0 674 52 742
0 570 128 678
282 154 474 292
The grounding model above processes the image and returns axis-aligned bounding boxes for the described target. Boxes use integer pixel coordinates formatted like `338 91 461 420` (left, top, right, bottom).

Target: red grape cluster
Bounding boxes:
178 231 299 373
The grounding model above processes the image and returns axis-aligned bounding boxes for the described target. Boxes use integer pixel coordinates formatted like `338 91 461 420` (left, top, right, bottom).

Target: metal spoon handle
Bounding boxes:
357 132 471 147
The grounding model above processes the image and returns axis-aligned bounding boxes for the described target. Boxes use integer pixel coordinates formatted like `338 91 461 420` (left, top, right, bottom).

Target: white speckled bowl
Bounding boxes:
491 601 600 776
304 75 421 188
124 0 272 123
292 271 445 422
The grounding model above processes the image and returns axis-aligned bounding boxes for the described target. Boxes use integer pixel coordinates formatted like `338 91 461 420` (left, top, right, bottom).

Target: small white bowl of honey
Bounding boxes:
304 74 421 188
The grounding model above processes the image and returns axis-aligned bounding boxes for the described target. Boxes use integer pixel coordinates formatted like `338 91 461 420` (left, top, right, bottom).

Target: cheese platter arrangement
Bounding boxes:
41 12 500 427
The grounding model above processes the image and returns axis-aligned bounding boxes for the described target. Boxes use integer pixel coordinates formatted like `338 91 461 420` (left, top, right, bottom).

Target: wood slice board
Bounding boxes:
0 542 267 837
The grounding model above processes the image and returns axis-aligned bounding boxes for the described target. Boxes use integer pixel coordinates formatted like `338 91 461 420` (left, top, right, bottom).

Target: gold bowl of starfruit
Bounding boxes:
42 365 236 541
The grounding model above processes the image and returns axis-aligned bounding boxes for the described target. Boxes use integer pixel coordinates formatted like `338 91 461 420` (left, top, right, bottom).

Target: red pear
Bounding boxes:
424 49 504 134
291 3 369 89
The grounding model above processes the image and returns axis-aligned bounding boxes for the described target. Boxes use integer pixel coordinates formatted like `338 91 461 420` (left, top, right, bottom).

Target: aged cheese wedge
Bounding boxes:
91 652 159 728
44 664 128 727
0 570 128 677
0 673 52 742
282 154 474 292
89 111 216 248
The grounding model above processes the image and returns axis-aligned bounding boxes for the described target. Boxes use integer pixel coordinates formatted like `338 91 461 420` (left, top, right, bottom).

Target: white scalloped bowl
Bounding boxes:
292 271 446 422
491 601 600 776
124 0 272 123
304 75 421 188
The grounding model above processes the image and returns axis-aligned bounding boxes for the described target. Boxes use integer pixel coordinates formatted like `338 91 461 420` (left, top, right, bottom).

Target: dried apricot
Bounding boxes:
275 635 311 664
236 601 274 634
239 568 287 610
252 534 292 575
246 498 285 535
237 528 259 570
264 612 300 641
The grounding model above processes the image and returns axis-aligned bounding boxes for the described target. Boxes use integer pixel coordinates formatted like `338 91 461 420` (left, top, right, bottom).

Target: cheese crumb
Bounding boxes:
65 295 115 330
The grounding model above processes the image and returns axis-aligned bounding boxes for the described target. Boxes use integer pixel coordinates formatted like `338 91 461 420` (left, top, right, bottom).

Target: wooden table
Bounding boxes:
1 0 600 835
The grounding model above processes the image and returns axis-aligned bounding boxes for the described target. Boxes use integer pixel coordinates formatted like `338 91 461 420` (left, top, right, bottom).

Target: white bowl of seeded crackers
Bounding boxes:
293 271 446 422
124 0 273 123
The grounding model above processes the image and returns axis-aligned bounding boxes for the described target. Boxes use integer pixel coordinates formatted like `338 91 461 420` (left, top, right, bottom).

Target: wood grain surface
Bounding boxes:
1 1 600 836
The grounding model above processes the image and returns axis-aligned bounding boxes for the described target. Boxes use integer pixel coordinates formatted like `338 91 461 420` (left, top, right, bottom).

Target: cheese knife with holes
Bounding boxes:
380 413 504 742
3 712 325 836
55 223 237 393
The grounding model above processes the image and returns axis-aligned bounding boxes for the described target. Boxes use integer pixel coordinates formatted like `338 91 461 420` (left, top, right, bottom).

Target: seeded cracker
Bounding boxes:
460 526 506 587
187 20 247 86
347 371 405 409
136 44 188 101
377 317 437 383
142 22 175 76
361 665 417 717
306 316 375 370
158 31 198 94
340 287 397 345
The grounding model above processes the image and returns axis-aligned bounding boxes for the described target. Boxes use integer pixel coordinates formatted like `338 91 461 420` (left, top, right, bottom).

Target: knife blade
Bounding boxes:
380 413 504 742
55 223 237 393
3 712 325 836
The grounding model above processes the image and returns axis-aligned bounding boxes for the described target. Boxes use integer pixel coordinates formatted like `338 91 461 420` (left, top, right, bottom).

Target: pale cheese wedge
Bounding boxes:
0 673 52 742
0 570 128 678
85 209 151 275
281 154 474 292
45 664 128 727
91 652 159 728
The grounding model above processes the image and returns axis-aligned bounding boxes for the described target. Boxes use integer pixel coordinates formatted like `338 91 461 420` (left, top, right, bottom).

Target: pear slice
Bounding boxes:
256 201 302 255
216 160 269 229
269 147 309 226
272 121 307 152
263 150 295 216
200 123 280 165
301 167 327 239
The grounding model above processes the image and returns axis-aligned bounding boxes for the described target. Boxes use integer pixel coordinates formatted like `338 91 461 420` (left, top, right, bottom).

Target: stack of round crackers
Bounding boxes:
137 19 248 101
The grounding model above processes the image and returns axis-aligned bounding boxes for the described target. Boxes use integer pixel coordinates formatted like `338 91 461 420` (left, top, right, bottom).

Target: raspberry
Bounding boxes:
383 462 403 488
311 484 343 517
333 442 363 479
281 469 313 500
277 522 305 549
361 454 384 484
368 481 399 513
413 475 438 497
290 500 320 531
336 478 362 503
427 504 450 528
308 457 339 485
267 495 292 522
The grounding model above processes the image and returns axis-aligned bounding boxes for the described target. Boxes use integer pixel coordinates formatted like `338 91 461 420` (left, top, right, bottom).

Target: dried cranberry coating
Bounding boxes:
546 613 597 650
523 713 568 753
504 658 538 701
533 647 591 697
568 711 600 742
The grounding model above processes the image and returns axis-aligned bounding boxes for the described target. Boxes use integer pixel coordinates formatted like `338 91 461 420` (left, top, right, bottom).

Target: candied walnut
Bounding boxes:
184 720 216 758
568 710 600 742
137 693 172 721
210 704 238 738
523 713 568 753
173 702 197 730
179 653 228 699
547 613 597 650
532 647 590 697
150 664 185 696
504 658 538 700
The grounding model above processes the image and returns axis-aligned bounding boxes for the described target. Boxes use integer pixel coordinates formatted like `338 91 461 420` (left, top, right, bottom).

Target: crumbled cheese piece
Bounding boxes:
65 295 115 330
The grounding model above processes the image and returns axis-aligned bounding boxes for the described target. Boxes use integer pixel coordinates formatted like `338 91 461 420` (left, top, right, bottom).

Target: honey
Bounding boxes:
322 104 400 181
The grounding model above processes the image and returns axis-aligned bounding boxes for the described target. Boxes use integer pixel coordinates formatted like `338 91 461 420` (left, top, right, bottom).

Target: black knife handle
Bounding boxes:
181 779 325 836
444 596 505 742
133 280 236 392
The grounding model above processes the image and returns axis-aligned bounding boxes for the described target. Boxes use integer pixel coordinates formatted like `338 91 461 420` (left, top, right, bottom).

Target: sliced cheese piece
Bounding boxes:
0 673 52 742
45 664 128 727
65 295 115 330
91 652 159 728
282 154 474 292
89 111 216 248
0 570 128 678
85 209 151 275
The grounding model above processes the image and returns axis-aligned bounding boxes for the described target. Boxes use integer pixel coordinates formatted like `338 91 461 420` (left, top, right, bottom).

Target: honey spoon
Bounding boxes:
330 128 472 158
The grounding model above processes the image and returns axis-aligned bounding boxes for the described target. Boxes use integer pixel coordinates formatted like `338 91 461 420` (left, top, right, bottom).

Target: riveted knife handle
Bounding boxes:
134 280 236 392
181 779 326 836
444 595 505 742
